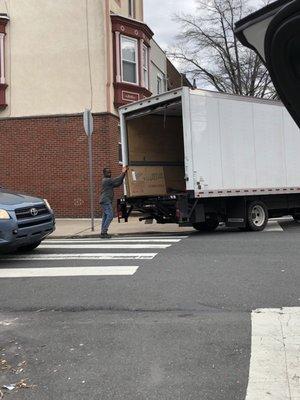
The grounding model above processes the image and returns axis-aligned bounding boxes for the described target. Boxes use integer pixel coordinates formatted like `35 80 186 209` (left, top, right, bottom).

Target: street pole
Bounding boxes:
83 109 95 231
88 132 95 231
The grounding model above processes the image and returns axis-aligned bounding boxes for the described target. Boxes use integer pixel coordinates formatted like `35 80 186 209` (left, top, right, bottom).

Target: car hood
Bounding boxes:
0 189 44 210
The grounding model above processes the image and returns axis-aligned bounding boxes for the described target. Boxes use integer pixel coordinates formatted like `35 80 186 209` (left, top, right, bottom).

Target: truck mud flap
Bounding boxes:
225 198 247 228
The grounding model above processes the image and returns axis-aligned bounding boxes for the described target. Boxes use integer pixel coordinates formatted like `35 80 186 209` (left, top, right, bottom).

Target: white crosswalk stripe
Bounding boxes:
0 266 139 278
246 307 300 400
39 244 171 249
263 221 284 232
2 253 157 261
0 235 186 278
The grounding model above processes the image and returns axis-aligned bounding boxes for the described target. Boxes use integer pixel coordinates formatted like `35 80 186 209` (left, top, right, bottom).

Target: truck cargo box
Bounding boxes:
120 87 300 199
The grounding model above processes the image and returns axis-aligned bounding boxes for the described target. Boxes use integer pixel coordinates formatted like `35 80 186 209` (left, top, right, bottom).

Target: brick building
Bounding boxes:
0 0 185 217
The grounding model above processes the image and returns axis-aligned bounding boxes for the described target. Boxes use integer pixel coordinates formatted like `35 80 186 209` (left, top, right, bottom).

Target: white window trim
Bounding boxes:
120 35 139 86
0 33 5 85
157 74 162 94
142 44 149 90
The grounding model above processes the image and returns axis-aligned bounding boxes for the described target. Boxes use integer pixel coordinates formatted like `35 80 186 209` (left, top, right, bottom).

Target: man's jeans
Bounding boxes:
101 202 114 233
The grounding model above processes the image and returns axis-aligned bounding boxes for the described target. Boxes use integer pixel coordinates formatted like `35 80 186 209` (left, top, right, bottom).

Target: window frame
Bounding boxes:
156 71 166 94
157 74 162 94
128 0 135 18
142 44 149 89
120 35 139 86
0 32 5 85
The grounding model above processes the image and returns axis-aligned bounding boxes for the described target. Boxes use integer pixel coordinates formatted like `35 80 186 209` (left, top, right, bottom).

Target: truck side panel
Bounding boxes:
189 91 300 196
284 110 300 186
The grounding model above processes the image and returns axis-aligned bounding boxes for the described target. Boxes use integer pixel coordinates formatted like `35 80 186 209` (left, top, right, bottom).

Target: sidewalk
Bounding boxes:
50 218 194 238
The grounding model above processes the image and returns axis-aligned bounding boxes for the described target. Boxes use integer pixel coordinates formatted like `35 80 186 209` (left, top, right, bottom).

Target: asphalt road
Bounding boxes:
0 219 299 400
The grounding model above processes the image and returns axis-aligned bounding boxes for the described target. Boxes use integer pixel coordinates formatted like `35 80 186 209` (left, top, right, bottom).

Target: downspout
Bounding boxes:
104 0 112 114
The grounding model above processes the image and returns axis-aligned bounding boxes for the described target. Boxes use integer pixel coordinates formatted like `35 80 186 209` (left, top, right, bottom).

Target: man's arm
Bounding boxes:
111 166 128 187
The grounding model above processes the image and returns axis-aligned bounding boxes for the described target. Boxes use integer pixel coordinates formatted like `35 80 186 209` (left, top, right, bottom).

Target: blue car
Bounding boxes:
0 188 55 253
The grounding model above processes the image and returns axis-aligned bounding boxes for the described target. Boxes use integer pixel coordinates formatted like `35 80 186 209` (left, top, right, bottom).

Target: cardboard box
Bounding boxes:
126 166 186 197
126 166 167 197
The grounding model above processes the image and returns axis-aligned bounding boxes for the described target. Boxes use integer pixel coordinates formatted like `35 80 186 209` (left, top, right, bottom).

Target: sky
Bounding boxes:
144 0 198 51
144 0 265 52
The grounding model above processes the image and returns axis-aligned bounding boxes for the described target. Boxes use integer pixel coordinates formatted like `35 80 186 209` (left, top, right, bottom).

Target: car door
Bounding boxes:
235 0 300 128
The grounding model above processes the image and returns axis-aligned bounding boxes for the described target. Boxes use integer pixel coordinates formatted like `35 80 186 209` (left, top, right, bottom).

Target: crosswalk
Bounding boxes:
0 235 188 278
246 307 300 400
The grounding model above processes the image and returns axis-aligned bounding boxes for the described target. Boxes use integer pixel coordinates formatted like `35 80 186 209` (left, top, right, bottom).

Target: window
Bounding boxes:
142 45 148 89
157 75 162 94
0 33 5 85
121 36 138 84
128 0 135 18
157 73 166 94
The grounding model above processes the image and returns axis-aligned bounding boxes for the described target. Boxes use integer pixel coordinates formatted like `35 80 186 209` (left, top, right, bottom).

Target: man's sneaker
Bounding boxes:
100 233 112 239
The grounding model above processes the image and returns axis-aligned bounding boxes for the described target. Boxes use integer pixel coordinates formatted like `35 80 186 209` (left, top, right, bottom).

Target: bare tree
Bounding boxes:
169 0 277 99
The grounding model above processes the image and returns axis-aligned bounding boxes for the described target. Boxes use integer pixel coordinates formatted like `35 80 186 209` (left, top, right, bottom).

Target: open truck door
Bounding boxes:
235 0 300 128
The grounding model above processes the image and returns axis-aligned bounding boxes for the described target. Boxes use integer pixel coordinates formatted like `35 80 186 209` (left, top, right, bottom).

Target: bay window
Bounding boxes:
121 35 138 85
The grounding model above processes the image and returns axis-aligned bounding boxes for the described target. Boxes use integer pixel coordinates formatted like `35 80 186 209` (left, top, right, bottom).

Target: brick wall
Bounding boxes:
0 113 124 217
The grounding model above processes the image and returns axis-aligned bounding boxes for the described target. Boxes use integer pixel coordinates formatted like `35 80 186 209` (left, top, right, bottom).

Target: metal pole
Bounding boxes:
88 132 95 231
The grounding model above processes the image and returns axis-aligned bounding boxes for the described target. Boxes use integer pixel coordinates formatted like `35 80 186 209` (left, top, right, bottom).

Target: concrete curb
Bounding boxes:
48 230 194 239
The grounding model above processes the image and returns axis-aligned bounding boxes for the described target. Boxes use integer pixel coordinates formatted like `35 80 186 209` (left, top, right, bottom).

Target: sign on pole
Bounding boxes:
84 109 94 136
83 109 95 231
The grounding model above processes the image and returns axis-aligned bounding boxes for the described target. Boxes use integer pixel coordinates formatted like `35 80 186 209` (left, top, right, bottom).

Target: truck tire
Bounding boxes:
18 241 41 252
247 201 268 231
193 219 219 232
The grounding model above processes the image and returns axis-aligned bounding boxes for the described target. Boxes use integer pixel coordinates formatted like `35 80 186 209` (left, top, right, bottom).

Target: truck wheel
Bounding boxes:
247 201 268 231
18 241 41 252
193 219 219 232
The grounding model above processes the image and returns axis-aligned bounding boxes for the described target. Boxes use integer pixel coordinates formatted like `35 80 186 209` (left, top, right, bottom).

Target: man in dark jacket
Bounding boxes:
100 166 128 238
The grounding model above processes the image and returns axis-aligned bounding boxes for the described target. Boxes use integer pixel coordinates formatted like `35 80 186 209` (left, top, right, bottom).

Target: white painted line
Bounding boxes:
246 307 300 400
45 239 182 243
269 217 293 221
0 266 139 278
39 244 171 249
2 253 157 261
264 221 284 232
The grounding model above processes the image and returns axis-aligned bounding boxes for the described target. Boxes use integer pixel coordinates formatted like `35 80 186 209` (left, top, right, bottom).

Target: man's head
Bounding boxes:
103 167 111 178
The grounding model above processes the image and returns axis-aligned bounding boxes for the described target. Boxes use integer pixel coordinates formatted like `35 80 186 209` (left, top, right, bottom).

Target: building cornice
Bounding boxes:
111 13 154 44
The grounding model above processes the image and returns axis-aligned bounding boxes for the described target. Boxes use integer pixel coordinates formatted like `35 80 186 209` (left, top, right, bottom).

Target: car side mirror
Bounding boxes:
235 0 300 128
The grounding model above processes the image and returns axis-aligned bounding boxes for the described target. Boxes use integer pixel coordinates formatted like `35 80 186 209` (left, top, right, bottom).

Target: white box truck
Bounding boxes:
118 87 300 231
